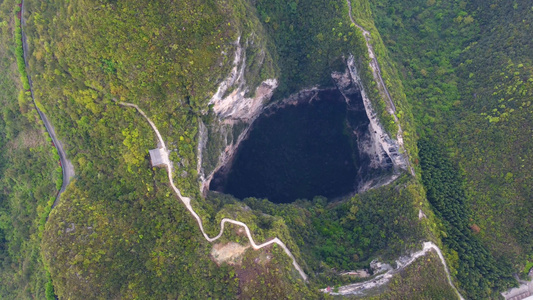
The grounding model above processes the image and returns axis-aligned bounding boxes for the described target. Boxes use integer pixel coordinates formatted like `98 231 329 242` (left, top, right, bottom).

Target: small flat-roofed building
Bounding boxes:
149 148 167 167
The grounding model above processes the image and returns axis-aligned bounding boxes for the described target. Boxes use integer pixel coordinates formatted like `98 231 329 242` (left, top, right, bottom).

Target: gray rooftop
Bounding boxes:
149 148 167 167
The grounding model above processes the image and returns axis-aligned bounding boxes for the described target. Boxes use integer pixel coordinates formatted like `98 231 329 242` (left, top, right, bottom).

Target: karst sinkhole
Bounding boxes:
209 87 387 204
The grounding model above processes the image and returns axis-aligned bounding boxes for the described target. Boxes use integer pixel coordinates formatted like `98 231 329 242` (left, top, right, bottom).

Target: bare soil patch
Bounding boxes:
211 242 249 266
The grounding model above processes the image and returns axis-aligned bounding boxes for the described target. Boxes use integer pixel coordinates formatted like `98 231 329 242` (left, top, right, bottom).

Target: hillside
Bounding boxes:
370 0 533 297
0 0 531 299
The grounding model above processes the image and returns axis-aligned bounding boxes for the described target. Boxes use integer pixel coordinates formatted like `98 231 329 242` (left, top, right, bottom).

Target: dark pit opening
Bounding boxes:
210 88 371 204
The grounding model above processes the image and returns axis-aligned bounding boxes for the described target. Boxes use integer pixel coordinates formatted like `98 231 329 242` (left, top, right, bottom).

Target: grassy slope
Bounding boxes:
0 0 59 298
455 0 533 263
239 175 429 288
24 0 316 298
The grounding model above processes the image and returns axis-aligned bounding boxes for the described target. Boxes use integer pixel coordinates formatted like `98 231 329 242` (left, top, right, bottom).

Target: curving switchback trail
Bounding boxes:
116 101 308 282
20 0 75 208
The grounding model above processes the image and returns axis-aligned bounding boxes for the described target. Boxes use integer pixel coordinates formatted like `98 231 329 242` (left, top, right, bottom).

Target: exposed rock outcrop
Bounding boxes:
198 37 278 193
346 56 408 171
208 38 278 122
199 49 409 196
333 60 408 192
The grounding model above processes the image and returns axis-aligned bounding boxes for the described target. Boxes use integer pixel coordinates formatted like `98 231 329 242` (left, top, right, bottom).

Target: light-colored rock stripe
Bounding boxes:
345 0 415 176
325 242 464 300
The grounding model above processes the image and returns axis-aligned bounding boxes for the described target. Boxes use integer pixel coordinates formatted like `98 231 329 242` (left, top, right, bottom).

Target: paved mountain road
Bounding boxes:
20 0 75 207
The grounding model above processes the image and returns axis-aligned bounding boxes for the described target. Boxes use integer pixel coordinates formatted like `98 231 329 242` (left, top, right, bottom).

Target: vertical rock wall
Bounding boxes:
200 53 410 197
198 37 278 194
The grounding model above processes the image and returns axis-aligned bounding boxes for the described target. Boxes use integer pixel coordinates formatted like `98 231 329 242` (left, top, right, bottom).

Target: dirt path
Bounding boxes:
325 242 464 299
20 0 75 208
116 101 308 282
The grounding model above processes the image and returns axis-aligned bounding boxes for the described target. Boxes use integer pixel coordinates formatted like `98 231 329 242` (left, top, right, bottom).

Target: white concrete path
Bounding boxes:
117 101 308 282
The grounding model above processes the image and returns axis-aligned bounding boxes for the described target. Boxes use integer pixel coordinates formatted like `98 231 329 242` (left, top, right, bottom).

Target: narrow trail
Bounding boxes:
116 101 308 282
345 0 415 176
326 242 464 299
20 0 75 208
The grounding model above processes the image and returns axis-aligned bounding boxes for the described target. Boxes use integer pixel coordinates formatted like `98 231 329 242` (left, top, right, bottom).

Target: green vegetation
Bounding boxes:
0 1 59 298
370 0 478 131
524 262 533 275
367 0 533 296
453 1 533 264
240 175 428 286
43 183 242 299
13 8 29 90
232 241 320 299
419 138 515 298
13 4 34 120
255 0 365 97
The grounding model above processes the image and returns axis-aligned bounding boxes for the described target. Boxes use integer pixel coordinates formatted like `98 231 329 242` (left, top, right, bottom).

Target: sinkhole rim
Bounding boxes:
209 87 373 204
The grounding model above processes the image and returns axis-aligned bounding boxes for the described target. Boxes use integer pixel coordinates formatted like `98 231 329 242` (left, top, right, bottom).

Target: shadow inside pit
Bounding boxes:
210 87 380 204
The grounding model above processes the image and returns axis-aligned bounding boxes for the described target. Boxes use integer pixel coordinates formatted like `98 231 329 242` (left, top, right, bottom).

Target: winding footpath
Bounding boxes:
20 0 75 208
116 101 308 282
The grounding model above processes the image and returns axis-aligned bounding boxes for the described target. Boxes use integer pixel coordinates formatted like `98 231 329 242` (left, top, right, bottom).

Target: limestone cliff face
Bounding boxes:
208 37 278 123
199 50 409 196
333 57 409 191
198 37 278 193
